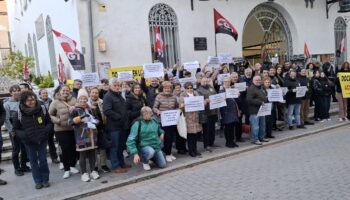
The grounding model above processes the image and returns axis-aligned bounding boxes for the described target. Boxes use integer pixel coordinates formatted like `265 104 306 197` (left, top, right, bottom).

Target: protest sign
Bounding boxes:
81 72 100 87
208 56 221 69
117 71 133 81
218 53 233 64
97 62 111 80
296 86 307 98
184 96 205 112
257 103 272 117
267 88 284 102
109 65 143 81
225 88 239 99
161 110 180 127
234 82 247 92
338 72 350 98
209 93 227 109
217 73 230 85
179 77 197 88
143 63 164 78
184 61 200 71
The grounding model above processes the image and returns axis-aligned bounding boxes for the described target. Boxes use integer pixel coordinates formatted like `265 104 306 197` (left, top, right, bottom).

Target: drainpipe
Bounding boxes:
88 0 96 72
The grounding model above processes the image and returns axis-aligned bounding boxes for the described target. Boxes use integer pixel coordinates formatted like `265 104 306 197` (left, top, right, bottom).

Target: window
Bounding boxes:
334 17 347 68
149 3 180 68
46 16 57 78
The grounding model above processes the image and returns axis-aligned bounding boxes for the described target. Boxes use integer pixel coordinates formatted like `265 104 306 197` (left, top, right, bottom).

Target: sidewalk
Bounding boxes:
0 115 349 200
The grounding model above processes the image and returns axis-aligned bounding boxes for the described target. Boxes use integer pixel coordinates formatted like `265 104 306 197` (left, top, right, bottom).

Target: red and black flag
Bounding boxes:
214 9 238 41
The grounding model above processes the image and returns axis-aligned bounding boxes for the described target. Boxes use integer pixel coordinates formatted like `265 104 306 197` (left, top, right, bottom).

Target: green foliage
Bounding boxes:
0 51 35 79
33 71 55 89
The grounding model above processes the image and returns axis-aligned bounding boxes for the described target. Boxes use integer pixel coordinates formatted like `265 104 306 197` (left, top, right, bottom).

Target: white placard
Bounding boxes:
143 63 164 78
81 72 100 87
234 82 247 92
296 86 307 98
267 89 284 102
225 88 239 99
184 61 199 71
207 56 221 69
218 53 233 64
217 73 230 85
184 96 205 112
117 71 133 81
209 93 227 109
257 103 272 117
179 77 197 89
97 62 111 80
161 110 180 127
271 57 279 64
280 87 288 95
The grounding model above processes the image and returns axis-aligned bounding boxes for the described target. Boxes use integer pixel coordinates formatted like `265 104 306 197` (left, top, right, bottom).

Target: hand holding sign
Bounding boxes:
143 63 164 78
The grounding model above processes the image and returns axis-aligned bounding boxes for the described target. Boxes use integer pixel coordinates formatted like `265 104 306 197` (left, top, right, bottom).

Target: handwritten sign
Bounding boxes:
267 89 284 102
209 93 227 109
225 88 239 99
179 77 197 89
296 86 307 98
184 96 205 112
81 72 100 87
97 62 111 80
217 73 230 85
234 82 247 92
117 71 133 81
143 63 164 78
161 110 180 127
184 61 200 71
208 56 220 69
218 53 233 64
257 103 272 117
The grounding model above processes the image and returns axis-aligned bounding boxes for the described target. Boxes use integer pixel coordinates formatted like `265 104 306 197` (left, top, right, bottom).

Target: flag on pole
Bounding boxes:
154 25 164 61
52 29 85 70
214 9 238 41
57 54 66 84
304 42 311 58
23 63 29 78
261 46 268 62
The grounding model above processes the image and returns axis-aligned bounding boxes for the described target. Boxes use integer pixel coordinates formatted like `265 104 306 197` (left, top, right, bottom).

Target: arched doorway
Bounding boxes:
242 4 293 65
148 3 180 68
334 17 347 68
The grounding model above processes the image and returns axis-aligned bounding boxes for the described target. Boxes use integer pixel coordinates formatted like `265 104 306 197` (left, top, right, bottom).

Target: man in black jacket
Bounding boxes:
71 79 82 98
103 78 130 174
246 75 268 145
298 69 314 126
141 76 160 108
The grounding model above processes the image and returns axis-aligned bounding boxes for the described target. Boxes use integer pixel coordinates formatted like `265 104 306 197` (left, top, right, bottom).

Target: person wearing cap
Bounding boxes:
69 89 101 182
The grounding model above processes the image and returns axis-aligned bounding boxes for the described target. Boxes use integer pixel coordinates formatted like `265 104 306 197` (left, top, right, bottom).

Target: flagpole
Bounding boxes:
215 34 218 56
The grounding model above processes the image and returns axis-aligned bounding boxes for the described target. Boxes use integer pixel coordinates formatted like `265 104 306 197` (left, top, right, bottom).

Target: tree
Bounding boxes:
0 51 35 80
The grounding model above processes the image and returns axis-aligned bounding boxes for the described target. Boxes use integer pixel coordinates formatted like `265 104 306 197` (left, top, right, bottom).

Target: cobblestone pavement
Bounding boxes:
0 116 349 200
83 125 350 200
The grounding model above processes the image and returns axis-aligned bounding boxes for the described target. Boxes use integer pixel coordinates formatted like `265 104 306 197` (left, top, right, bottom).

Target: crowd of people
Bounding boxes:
0 59 349 192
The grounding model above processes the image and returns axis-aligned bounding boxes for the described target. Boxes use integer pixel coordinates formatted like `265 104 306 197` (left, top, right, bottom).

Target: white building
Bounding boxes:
5 0 350 80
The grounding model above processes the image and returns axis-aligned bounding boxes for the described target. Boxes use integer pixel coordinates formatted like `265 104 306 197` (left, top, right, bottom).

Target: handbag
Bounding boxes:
177 111 187 139
241 124 251 135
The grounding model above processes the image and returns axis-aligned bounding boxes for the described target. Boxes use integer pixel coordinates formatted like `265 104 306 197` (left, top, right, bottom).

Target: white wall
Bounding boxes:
6 0 81 79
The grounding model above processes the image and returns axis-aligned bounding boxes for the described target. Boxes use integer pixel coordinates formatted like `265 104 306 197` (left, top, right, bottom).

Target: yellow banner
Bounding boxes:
108 66 143 81
339 72 350 98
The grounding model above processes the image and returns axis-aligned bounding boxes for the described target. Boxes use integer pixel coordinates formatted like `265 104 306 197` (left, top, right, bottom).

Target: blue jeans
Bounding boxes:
140 146 166 168
24 142 50 185
107 130 125 169
287 104 301 126
249 115 266 142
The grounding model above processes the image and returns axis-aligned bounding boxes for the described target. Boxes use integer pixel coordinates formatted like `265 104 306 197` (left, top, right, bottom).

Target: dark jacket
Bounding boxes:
141 77 160 107
126 92 148 127
103 90 128 131
297 75 311 99
0 100 5 125
246 84 267 115
312 77 323 96
13 102 52 144
219 88 240 124
284 77 302 105
72 88 79 99
319 77 333 96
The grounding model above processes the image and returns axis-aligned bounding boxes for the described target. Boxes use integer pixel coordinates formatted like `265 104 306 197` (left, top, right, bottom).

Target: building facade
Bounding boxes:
6 0 350 80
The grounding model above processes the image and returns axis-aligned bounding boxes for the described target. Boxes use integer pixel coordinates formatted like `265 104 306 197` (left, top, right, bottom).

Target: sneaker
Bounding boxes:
81 173 90 182
339 118 344 122
35 184 43 189
101 166 111 173
43 182 50 188
0 179 7 185
252 141 262 145
165 156 173 162
70 167 79 174
327 118 331 121
14 169 24 176
90 171 100 180
320 119 326 123
59 163 64 170
170 155 176 161
63 171 70 179
204 147 212 153
142 163 151 171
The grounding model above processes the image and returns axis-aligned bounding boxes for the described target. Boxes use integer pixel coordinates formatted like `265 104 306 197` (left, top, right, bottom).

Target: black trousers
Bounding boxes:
79 149 96 174
176 131 187 152
224 122 236 146
235 117 243 141
202 115 217 148
162 125 177 155
265 115 273 137
47 128 57 161
10 134 28 170
187 134 198 155
55 131 77 171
